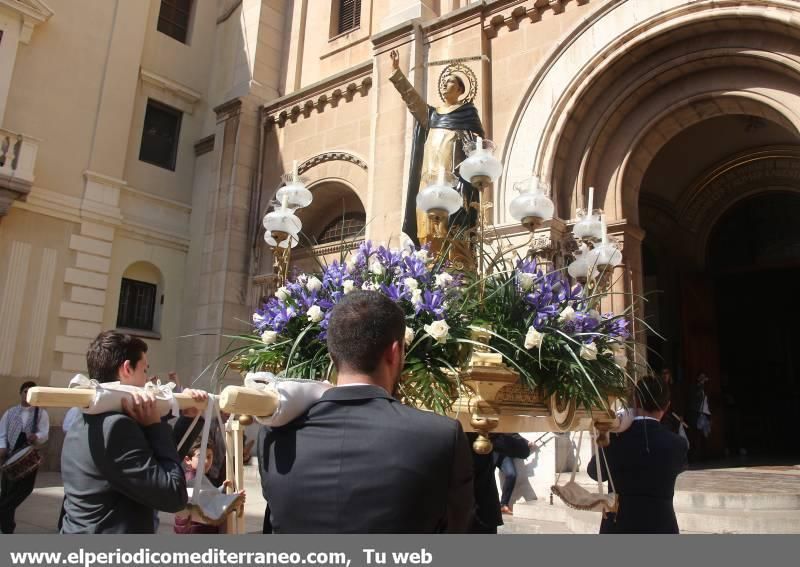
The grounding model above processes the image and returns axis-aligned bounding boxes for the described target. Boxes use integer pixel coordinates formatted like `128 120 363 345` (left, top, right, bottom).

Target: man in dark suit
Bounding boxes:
258 291 474 533
588 374 688 534
61 331 206 533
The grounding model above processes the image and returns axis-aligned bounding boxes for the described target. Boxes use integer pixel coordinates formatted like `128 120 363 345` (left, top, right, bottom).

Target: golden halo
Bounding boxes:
438 62 477 104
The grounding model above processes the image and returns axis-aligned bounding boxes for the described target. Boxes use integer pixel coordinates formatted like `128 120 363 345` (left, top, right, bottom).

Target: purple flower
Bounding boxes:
415 289 446 318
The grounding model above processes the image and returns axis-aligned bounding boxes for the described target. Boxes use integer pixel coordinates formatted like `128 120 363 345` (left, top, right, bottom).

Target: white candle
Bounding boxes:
281 194 289 210
600 213 607 243
476 136 483 151
587 186 594 216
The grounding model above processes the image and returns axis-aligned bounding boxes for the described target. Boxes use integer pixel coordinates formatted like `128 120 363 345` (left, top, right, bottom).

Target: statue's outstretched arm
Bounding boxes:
389 56 429 127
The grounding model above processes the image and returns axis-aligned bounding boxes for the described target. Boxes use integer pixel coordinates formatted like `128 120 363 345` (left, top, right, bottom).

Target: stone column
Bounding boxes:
608 221 646 370
188 96 262 386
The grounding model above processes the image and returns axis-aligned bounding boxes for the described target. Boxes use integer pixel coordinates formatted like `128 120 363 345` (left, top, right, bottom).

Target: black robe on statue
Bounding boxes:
402 102 484 245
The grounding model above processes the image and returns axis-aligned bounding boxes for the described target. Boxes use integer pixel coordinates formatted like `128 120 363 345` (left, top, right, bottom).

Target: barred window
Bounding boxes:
336 0 361 35
157 0 193 44
117 278 157 331
139 100 182 171
318 213 366 244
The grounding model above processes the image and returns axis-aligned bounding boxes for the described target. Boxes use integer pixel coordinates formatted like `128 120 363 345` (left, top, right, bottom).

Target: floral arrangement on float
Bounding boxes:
226 234 635 419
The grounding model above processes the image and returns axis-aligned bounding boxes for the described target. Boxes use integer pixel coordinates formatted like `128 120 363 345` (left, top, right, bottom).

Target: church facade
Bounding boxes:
1 0 799 462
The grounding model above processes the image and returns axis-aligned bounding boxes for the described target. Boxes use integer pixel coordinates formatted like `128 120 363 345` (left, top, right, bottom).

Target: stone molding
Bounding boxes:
0 0 54 43
297 152 368 175
214 98 242 123
194 134 215 156
139 69 202 114
680 147 800 235
483 0 590 39
262 62 373 127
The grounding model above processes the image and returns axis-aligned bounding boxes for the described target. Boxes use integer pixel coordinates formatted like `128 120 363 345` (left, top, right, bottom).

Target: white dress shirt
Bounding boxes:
0 405 50 449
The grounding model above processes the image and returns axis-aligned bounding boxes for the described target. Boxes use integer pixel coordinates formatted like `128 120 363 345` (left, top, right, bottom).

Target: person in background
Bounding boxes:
0 382 49 533
588 375 688 533
492 433 536 515
173 438 244 534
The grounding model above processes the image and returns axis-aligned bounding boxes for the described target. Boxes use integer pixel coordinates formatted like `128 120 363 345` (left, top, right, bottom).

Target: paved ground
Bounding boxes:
11 463 800 534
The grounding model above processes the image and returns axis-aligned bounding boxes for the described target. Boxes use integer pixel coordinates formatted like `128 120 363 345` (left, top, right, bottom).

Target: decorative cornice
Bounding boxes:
298 152 368 175
0 0 53 43
139 69 202 113
262 62 373 128
680 147 800 234
83 170 126 190
482 0 590 39
371 19 418 50
194 134 215 156
214 98 242 122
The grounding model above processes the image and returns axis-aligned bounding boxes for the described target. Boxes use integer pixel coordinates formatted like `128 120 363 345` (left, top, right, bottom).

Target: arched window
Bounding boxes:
116 262 163 334
318 213 366 244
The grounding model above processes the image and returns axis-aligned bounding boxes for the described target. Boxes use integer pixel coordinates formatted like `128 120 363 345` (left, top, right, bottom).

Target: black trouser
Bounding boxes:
0 468 38 533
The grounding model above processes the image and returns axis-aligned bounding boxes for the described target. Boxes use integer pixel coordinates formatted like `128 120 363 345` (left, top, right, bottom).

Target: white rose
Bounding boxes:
518 272 536 291
524 327 544 349
342 280 355 294
369 260 385 276
306 276 323 292
307 305 324 323
252 313 265 325
580 342 598 361
559 305 576 321
424 320 450 344
261 331 278 344
415 249 429 262
361 281 378 291
405 327 415 346
345 257 357 271
403 277 419 290
411 288 423 305
275 286 290 301
435 273 453 288
297 274 308 285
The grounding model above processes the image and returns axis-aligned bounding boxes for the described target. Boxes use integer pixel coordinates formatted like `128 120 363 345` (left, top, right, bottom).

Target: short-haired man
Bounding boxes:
588 375 688 533
61 331 206 533
258 291 474 533
0 382 49 533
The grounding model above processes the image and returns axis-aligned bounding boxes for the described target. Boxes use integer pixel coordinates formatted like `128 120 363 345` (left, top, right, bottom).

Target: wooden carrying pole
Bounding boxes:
26 387 209 412
218 386 279 418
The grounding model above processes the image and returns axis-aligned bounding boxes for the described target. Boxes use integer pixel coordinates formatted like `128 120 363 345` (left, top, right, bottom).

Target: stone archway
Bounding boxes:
500 0 800 226
502 0 800 461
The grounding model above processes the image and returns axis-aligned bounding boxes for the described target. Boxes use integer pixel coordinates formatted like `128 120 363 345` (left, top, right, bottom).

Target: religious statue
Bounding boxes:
389 49 484 246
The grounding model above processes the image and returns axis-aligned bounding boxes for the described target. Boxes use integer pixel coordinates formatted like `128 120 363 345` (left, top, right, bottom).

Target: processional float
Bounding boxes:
27 55 634 527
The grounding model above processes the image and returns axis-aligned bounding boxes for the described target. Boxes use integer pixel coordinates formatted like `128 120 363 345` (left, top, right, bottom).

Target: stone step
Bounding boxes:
674 507 800 534
514 498 800 534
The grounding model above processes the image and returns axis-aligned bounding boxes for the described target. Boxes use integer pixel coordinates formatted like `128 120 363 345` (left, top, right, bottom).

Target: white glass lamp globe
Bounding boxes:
573 209 604 241
276 181 313 210
263 209 302 236
586 241 623 268
417 184 462 216
509 177 555 230
460 138 502 188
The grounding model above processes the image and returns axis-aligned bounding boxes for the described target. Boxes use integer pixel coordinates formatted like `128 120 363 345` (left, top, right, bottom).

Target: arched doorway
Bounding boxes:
709 192 800 460
501 0 800 463
641 146 800 462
